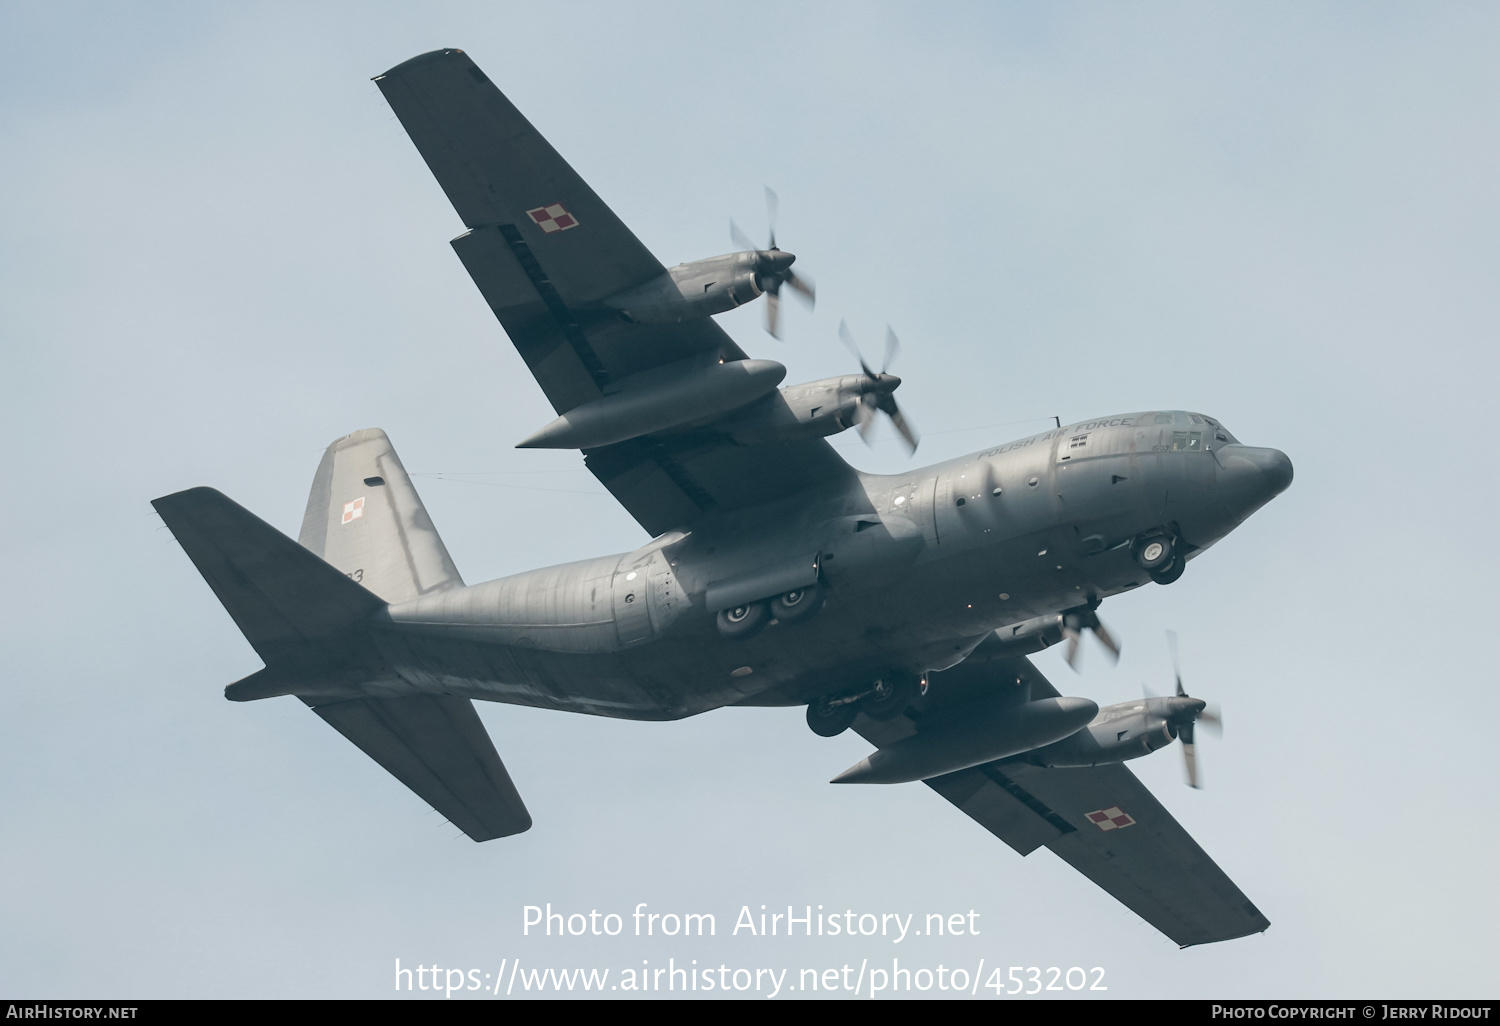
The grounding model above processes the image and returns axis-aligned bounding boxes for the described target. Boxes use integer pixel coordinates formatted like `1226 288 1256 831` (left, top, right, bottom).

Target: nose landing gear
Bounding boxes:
1133 531 1184 586
1133 533 1174 570
1149 558 1185 585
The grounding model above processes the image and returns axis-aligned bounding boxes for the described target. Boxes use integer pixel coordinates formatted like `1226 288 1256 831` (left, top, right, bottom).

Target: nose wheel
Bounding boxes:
1133 533 1176 571
1150 558 1185 585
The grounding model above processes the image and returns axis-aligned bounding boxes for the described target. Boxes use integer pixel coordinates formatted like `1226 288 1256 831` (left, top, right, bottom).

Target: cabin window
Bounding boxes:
1059 433 1090 461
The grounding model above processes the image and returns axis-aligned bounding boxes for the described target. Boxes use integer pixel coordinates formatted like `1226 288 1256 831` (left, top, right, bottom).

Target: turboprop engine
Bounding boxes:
1034 633 1223 785
720 374 872 444
602 253 765 323
1028 695 1203 769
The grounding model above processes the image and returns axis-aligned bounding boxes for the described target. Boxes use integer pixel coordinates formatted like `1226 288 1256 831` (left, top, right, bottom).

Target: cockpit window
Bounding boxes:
1156 411 1238 445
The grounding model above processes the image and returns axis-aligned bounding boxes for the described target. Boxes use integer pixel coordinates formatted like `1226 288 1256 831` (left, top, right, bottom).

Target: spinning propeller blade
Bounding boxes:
730 187 814 339
1163 631 1222 786
839 321 919 453
1061 606 1121 671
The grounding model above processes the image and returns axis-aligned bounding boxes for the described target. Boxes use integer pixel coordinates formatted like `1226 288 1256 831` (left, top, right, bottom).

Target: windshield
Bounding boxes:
1152 411 1237 447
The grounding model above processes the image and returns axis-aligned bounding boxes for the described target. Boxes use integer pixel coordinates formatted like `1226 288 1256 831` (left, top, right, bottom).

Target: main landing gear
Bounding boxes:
716 580 825 641
805 695 858 737
716 602 770 640
1133 531 1185 586
805 673 922 737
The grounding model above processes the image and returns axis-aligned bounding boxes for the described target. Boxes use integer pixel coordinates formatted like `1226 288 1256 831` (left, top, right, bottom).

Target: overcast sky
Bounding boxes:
2 0 1496 1000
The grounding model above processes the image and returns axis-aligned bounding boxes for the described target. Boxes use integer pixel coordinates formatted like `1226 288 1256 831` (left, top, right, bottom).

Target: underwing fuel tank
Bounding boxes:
517 359 786 449
831 696 1099 784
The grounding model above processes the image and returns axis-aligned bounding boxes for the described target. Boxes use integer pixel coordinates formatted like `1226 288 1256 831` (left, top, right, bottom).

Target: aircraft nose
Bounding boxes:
1245 446 1294 495
1217 445 1294 504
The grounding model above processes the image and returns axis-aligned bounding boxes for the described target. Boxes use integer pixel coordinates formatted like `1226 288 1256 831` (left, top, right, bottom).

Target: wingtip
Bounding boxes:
375 48 470 81
151 485 227 513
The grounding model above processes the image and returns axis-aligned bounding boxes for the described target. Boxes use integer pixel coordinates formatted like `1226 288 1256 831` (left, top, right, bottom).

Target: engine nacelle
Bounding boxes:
984 612 1067 657
1029 699 1178 768
719 375 868 444
602 254 761 323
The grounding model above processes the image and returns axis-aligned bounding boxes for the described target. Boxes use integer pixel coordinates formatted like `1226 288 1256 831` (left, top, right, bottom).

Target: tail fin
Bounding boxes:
298 428 462 604
152 486 385 664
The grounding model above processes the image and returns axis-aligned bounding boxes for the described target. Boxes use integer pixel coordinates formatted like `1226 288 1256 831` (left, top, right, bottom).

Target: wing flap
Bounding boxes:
451 227 604 413
311 694 532 841
924 766 1064 856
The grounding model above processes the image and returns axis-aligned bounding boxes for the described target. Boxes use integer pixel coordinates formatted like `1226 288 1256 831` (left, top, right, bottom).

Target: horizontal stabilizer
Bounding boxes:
311 695 532 841
153 487 384 664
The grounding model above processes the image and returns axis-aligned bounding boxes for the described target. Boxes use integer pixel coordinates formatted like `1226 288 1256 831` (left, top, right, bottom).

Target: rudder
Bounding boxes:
299 428 463 604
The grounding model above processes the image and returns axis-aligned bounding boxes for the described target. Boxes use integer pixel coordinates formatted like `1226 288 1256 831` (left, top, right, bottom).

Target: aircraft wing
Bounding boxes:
374 49 855 536
852 651 1270 947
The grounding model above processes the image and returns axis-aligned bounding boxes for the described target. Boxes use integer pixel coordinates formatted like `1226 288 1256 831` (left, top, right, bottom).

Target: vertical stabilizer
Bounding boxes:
299 428 463 604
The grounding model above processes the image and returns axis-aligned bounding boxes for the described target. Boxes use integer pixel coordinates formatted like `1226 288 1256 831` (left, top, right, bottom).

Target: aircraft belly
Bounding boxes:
364 441 1165 724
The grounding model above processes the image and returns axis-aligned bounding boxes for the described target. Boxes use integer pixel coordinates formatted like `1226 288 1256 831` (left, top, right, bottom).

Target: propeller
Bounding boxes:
1060 603 1121 672
730 187 815 339
1163 630 1222 788
838 321 919 453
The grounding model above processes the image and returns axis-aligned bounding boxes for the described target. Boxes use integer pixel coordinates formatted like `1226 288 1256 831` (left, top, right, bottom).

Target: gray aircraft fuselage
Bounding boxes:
367 410 1291 720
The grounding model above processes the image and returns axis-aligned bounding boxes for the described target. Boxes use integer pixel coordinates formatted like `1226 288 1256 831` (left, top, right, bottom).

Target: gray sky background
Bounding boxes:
2 0 1496 1000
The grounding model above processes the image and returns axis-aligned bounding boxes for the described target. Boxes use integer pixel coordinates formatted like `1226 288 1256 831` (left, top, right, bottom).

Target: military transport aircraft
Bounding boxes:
153 49 1293 948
